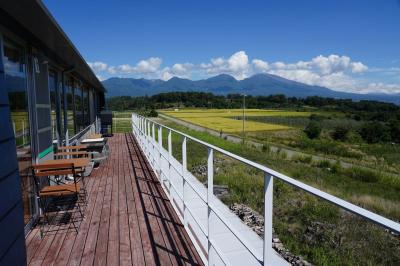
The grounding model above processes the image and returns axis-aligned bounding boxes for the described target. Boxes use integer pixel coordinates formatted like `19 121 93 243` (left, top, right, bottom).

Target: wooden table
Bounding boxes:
41 158 91 168
87 134 103 139
58 145 88 151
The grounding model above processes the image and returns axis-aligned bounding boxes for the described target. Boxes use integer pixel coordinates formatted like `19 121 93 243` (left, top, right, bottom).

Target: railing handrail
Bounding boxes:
134 113 400 234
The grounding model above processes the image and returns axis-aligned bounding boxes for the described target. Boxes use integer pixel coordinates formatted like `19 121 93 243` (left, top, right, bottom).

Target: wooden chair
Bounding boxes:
31 163 84 236
54 151 90 159
54 149 90 193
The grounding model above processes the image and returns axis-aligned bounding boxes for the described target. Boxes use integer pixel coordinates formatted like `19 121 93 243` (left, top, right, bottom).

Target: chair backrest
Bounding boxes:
31 163 76 194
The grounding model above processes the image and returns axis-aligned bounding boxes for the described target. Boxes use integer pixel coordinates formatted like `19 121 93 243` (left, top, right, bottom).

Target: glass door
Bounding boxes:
2 37 35 226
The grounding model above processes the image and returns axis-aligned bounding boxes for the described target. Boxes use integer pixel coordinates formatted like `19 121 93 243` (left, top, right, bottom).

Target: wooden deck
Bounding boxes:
25 133 203 266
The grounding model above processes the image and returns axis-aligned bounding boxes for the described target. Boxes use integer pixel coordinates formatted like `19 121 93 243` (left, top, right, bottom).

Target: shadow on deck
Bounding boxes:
25 133 203 266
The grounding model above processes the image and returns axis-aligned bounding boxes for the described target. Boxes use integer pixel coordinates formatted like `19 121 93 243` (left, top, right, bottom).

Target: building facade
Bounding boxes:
0 1 105 264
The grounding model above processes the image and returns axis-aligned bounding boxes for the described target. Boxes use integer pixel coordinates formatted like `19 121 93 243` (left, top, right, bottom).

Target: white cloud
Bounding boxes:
350 61 368 73
87 61 108 72
95 74 105 81
200 51 250 80
89 52 400 94
136 57 162 73
252 59 269 72
160 63 193 80
250 54 372 93
361 83 400 94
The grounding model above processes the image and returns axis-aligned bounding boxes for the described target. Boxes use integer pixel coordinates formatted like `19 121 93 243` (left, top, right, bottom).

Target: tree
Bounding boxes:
359 122 391 143
304 121 321 139
331 125 349 141
388 120 400 143
148 109 158 117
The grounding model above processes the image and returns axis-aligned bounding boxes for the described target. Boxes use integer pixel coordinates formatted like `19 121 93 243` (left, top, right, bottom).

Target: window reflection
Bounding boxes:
66 79 75 136
83 87 89 126
49 71 60 140
75 85 83 131
3 38 34 225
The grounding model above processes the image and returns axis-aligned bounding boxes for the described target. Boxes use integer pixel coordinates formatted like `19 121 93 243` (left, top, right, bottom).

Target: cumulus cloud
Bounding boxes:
248 54 372 93
160 63 193 80
87 61 108 72
252 59 269 72
89 52 400 94
361 83 400 94
136 57 162 73
200 51 250 80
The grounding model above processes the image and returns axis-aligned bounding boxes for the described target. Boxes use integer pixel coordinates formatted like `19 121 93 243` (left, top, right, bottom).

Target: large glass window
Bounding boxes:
65 79 75 136
74 84 83 131
82 87 89 126
49 70 60 140
3 37 34 225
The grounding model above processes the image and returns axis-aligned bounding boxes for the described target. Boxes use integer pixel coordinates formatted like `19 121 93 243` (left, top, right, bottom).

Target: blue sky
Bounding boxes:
43 0 400 94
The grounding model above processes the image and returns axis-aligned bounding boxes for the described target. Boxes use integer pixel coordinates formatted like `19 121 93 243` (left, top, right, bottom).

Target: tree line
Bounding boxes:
107 91 400 143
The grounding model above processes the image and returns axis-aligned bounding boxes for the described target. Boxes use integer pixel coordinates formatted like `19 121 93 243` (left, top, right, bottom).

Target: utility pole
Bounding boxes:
242 94 246 143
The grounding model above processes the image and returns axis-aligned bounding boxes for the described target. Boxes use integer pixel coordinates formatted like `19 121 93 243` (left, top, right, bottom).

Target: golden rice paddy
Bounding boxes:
161 109 312 133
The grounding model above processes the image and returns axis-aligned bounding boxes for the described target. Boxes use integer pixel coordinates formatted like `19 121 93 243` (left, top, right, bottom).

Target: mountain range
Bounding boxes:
102 73 400 104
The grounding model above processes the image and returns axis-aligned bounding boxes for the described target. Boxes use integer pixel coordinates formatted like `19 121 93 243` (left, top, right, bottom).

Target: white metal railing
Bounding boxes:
131 113 400 266
66 118 99 146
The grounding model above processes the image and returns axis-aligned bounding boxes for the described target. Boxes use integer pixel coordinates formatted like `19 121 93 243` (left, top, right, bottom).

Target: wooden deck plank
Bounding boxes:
132 150 173 265
124 135 146 265
26 133 203 266
93 145 114 266
52 170 99 266
134 151 178 265
66 167 105 265
79 162 108 265
119 134 133 266
132 135 202 265
126 135 158 266
106 134 121 265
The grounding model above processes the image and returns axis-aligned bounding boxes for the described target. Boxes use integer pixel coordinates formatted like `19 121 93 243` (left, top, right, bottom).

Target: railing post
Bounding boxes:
147 121 151 156
263 173 273 266
158 126 162 180
152 122 156 165
182 136 187 224
167 129 172 192
207 148 213 265
143 117 147 154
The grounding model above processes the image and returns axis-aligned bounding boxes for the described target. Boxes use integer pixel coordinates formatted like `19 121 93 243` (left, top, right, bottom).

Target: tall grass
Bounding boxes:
156 117 400 265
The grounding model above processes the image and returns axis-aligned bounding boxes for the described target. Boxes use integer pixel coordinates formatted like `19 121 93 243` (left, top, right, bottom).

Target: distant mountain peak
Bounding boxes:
102 74 400 104
207 74 237 81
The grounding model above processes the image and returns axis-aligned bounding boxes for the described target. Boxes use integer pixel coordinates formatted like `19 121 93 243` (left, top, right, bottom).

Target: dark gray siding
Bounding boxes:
0 39 27 265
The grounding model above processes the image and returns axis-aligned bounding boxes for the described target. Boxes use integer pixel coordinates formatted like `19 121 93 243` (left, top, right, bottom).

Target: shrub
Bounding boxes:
148 109 158 117
316 160 331 169
359 122 390 143
292 154 313 164
309 114 324 121
304 121 322 139
331 125 349 141
346 167 380 183
330 161 342 173
388 120 400 143
262 143 271 153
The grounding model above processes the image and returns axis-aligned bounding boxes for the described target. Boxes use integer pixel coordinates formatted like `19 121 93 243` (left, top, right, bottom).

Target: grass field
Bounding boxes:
161 108 313 133
154 117 400 266
160 108 400 173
